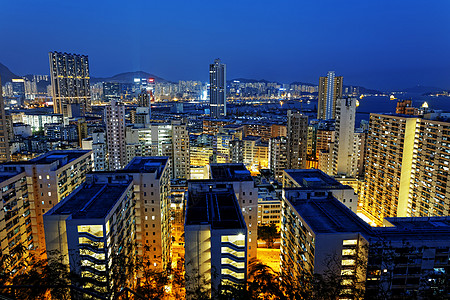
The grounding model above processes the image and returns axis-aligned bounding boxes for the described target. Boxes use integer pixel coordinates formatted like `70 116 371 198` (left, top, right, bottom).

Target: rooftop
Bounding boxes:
47 181 131 219
284 169 352 190
186 182 246 230
243 136 261 141
4 150 91 167
122 156 168 179
285 192 373 237
0 170 24 183
210 163 253 182
222 124 244 129
9 108 61 116
374 217 450 237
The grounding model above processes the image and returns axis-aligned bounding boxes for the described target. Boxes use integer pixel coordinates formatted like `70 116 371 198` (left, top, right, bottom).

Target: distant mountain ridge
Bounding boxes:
0 62 21 83
91 71 170 84
396 85 444 95
228 78 281 84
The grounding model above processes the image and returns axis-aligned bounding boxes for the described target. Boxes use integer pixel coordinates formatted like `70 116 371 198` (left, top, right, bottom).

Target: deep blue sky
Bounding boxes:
1 0 449 90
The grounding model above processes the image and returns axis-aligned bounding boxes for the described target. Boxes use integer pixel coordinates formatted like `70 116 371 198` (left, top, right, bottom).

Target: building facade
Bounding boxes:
4 150 93 254
49 52 91 120
362 114 450 225
287 110 308 169
317 71 343 120
0 77 11 162
44 175 135 298
209 164 258 258
0 166 29 267
269 136 287 182
105 100 126 171
185 182 247 299
332 97 357 176
209 59 226 118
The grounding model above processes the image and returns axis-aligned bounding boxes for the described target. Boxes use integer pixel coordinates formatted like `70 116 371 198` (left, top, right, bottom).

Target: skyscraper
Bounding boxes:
287 110 308 169
0 77 11 162
49 51 91 121
209 59 226 118
317 71 343 120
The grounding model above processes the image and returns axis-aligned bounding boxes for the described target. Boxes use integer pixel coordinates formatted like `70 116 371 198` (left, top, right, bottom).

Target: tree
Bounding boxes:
247 258 285 300
257 223 280 248
0 245 80 300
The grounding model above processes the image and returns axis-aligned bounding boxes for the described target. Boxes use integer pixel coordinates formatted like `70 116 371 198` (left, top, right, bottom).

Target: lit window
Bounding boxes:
343 239 357 245
342 259 356 266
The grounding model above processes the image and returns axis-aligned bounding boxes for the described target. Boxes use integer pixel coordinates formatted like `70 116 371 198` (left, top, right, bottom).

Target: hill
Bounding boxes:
0 62 21 83
397 85 444 95
228 78 280 84
91 71 170 84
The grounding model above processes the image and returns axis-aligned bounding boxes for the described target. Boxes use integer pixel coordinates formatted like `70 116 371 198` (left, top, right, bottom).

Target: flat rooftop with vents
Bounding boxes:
4 150 91 167
284 169 352 190
186 182 246 230
210 163 253 182
284 190 373 238
46 180 132 220
122 156 169 179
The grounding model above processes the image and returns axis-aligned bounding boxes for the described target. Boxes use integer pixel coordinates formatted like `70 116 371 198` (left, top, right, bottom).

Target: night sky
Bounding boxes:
1 0 449 90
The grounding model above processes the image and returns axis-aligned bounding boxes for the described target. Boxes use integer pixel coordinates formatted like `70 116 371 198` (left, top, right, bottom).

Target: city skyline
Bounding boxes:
1 1 450 299
1 1 449 90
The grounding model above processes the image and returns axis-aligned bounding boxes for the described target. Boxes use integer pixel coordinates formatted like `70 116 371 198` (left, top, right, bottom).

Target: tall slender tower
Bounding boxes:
287 110 308 169
209 59 226 118
332 97 357 176
317 71 343 120
105 99 126 170
0 77 10 162
49 51 91 121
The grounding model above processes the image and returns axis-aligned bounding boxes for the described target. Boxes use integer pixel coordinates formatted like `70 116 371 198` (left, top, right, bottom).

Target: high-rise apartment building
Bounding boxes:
281 188 371 299
209 59 226 118
281 184 450 299
230 136 269 173
209 164 258 258
172 120 190 179
4 150 93 254
332 97 357 176
92 129 107 171
317 71 343 120
102 82 121 102
105 100 126 171
89 157 171 270
125 157 171 268
49 52 91 120
287 110 308 169
366 217 450 298
353 128 368 178
0 77 11 163
362 113 450 225
44 174 135 298
269 136 287 182
283 169 358 213
185 182 247 299
125 122 190 179
131 91 151 127
0 166 28 266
